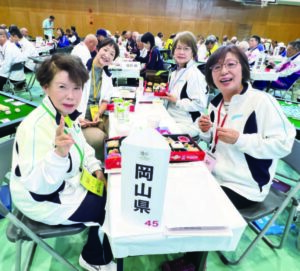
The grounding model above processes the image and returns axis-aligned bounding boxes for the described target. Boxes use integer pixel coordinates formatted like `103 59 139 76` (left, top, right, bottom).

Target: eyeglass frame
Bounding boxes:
174 46 192 53
209 59 240 73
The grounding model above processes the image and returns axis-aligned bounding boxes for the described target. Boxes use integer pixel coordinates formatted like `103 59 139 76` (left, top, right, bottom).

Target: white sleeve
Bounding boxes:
69 35 76 43
12 121 71 194
234 94 296 159
175 70 208 112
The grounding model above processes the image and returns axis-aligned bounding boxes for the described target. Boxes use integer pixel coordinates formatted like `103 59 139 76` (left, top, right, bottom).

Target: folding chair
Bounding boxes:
218 139 300 265
53 46 74 55
2 62 33 101
4 207 85 271
0 137 14 184
268 78 300 101
0 138 86 270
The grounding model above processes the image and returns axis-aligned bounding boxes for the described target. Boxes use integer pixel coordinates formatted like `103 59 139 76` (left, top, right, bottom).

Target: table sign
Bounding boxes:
120 127 171 227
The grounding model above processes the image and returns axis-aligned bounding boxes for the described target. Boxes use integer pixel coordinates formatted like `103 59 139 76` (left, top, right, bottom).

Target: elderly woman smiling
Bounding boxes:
198 45 296 209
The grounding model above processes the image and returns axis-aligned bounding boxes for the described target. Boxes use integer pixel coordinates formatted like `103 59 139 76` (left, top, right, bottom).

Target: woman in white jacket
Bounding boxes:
198 45 296 209
161 31 208 138
10 54 116 271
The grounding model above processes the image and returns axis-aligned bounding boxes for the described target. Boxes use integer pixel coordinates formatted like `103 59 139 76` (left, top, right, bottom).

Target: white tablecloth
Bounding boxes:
103 162 246 258
103 101 246 258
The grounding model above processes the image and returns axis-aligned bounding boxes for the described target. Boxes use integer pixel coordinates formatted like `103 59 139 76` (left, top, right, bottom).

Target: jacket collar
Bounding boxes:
43 96 81 125
210 82 249 107
171 59 196 72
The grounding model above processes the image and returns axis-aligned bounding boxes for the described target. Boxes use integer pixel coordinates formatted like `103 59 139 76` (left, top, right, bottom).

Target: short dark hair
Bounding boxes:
49 15 55 20
172 31 198 59
157 32 163 38
9 26 23 39
97 38 120 60
251 35 261 44
141 32 155 49
71 26 76 32
36 54 89 88
205 45 250 89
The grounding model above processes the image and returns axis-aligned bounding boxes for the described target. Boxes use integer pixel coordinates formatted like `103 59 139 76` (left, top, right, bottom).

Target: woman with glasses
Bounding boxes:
10 54 116 271
198 45 295 209
161 31 208 138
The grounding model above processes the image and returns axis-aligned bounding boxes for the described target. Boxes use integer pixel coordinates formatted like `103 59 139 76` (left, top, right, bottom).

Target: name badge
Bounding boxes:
89 105 99 121
204 151 216 172
80 168 105 196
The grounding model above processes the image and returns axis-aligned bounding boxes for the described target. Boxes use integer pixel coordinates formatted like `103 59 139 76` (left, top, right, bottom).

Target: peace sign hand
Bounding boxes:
55 116 75 157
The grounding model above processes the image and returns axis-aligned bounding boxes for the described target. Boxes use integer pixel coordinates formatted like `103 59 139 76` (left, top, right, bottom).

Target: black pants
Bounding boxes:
68 191 113 265
0 76 7 90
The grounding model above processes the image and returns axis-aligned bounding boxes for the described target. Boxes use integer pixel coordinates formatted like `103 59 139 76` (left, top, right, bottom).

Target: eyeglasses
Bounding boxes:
174 46 191 52
210 60 239 73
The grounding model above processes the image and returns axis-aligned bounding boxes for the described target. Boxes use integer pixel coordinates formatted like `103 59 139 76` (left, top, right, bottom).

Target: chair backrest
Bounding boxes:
163 63 171 71
54 46 74 54
282 139 300 173
0 137 14 183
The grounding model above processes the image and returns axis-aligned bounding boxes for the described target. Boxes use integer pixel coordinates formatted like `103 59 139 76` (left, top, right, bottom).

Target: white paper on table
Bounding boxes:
163 165 231 236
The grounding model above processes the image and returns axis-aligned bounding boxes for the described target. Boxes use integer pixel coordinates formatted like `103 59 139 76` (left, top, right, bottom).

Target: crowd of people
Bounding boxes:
0 15 299 271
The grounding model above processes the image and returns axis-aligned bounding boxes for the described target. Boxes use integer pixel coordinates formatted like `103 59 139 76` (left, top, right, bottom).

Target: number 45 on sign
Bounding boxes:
144 220 159 227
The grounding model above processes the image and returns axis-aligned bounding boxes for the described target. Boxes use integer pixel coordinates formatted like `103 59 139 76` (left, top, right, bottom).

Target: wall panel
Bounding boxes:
0 0 299 44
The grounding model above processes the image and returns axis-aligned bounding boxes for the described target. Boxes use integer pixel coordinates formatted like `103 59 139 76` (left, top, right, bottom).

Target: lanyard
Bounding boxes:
42 103 84 167
168 63 195 91
92 63 102 100
212 100 227 153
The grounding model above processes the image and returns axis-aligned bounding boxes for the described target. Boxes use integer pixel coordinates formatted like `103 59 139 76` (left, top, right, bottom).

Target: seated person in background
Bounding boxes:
71 34 98 69
245 35 261 67
9 54 116 271
198 45 296 210
135 32 164 74
78 38 120 161
96 28 107 50
237 40 249 53
70 26 81 45
10 27 38 72
204 35 218 59
20 27 31 40
0 29 26 90
136 34 148 58
155 32 164 49
197 34 206 62
161 31 207 138
253 39 300 91
66 27 80 46
126 31 139 55
54 28 70 48
164 33 176 51
230 36 238 45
